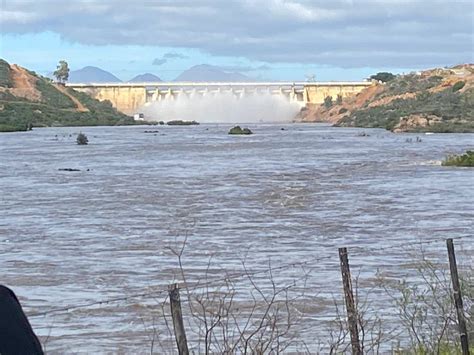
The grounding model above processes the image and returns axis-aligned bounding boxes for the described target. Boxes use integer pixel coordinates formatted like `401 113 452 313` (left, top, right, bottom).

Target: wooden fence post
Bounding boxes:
339 247 362 355
446 239 470 355
169 283 189 355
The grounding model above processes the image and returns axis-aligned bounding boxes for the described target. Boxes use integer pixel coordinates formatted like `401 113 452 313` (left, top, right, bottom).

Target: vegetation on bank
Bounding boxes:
298 65 474 133
338 87 474 132
442 150 474 167
336 71 474 132
0 59 13 88
0 59 135 132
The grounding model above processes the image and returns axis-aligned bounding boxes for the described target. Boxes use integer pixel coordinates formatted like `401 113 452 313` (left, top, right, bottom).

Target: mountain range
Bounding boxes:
67 64 251 83
128 73 162 82
68 66 122 83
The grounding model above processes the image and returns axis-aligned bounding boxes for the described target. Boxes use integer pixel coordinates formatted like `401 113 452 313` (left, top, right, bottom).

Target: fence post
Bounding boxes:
446 239 470 355
168 283 189 355
339 247 361 355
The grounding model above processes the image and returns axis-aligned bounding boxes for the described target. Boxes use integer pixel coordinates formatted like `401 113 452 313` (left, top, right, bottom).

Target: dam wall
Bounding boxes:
68 82 373 116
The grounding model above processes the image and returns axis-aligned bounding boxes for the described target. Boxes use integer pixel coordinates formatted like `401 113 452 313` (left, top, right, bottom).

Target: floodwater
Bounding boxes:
0 123 473 353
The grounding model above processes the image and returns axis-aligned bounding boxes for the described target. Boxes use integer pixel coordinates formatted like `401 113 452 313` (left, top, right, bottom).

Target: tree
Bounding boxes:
336 94 343 105
324 95 333 108
54 60 69 84
369 72 395 83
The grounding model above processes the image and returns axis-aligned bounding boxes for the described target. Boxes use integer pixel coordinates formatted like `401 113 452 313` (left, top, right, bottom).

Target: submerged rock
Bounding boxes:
228 126 253 135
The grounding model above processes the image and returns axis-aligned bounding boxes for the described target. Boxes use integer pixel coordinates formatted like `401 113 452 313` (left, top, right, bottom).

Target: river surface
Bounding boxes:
0 124 473 353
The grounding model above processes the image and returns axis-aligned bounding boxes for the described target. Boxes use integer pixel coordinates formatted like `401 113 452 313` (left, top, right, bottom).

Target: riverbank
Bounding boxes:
0 59 137 132
297 64 474 133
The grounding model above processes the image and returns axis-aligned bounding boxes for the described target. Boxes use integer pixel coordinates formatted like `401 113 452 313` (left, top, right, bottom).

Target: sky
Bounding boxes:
1 0 473 81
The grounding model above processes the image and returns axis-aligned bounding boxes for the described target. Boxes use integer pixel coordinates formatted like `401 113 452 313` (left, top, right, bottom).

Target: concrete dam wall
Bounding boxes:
67 82 373 116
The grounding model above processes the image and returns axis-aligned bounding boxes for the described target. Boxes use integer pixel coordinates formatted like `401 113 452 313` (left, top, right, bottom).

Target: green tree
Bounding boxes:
324 95 333 108
54 60 69 84
370 72 396 83
336 94 343 105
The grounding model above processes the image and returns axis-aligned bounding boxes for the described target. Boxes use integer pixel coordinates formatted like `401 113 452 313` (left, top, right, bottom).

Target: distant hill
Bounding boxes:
68 66 122 83
0 59 133 132
174 64 251 82
128 73 162 82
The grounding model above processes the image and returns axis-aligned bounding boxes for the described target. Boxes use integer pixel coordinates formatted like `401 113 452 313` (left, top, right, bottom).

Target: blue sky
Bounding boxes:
1 0 472 81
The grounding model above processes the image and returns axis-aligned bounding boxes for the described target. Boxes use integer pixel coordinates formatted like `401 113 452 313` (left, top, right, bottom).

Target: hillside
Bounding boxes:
68 66 122 83
298 65 474 133
0 59 134 132
174 64 251 82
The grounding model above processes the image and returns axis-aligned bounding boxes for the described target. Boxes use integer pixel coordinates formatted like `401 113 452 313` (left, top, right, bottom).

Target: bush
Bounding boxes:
452 81 465 92
324 95 333 109
442 150 474 167
76 132 88 145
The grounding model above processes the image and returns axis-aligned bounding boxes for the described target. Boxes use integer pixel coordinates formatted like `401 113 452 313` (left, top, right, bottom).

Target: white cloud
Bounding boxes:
2 0 473 67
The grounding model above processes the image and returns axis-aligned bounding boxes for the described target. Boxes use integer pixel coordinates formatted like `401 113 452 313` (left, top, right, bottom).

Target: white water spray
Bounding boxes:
140 92 303 123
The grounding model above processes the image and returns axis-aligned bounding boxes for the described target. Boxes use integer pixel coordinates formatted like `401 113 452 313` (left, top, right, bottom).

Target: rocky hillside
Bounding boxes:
298 65 474 133
0 59 134 132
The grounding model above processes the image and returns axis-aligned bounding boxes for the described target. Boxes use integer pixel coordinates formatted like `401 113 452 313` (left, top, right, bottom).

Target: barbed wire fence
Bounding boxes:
25 236 472 354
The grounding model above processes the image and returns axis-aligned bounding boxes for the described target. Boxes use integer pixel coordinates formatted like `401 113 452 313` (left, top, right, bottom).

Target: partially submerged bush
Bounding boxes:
76 132 88 145
228 126 252 135
442 150 474 167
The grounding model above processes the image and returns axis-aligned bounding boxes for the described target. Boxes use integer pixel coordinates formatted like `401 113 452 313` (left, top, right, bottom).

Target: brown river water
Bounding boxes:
0 123 473 353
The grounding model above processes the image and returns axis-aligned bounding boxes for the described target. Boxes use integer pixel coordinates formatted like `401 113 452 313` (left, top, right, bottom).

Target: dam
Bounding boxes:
67 81 374 116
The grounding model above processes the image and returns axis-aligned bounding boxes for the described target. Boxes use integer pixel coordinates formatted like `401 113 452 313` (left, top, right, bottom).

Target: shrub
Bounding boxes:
442 150 474 167
76 132 88 145
452 81 465 92
339 107 348 114
324 95 333 109
336 94 343 105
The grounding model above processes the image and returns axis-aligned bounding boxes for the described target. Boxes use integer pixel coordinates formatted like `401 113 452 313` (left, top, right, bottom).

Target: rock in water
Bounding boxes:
228 126 253 135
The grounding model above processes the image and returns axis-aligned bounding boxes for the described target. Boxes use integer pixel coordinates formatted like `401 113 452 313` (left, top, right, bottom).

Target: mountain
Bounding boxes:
68 66 122 83
128 73 162 82
0 59 133 132
174 64 251 82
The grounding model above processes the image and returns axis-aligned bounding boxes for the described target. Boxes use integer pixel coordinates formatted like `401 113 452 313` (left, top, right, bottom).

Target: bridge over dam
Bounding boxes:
67 81 374 116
